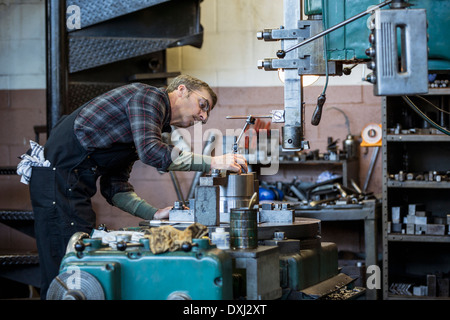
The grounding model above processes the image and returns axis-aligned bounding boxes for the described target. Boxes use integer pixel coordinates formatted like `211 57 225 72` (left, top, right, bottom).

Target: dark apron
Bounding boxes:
30 106 138 299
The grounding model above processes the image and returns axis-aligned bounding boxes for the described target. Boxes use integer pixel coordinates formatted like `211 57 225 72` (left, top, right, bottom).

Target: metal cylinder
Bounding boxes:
229 208 258 249
220 173 258 213
343 134 358 159
282 125 302 149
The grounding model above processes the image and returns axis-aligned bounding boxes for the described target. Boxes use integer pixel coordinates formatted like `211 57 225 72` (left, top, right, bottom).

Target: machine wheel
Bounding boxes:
46 269 105 300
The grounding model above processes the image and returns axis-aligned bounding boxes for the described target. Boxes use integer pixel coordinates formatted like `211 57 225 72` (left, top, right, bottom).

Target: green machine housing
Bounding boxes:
47 218 350 300
305 0 450 71
47 237 233 300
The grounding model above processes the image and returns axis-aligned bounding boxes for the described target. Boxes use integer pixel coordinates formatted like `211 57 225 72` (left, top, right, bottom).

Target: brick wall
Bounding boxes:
0 89 46 250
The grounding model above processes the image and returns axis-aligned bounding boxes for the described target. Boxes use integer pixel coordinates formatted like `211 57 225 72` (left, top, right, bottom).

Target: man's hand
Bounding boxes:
153 206 172 220
211 153 248 174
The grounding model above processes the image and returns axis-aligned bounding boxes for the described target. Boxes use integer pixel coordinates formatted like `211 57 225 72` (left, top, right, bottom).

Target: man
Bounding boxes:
25 75 247 299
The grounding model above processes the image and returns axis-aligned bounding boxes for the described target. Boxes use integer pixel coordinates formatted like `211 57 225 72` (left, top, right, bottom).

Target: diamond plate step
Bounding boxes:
0 166 17 175
0 210 34 221
0 252 39 266
69 37 176 73
66 0 203 72
0 210 35 238
67 0 170 29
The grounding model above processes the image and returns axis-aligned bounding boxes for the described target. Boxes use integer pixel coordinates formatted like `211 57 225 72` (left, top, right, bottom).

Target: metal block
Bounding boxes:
406 215 416 224
415 224 426 235
319 242 339 282
228 246 282 300
427 274 437 297
426 224 446 236
438 278 449 297
434 217 446 225
372 9 428 95
391 206 402 224
415 211 428 217
413 285 427 296
259 209 294 223
169 199 195 222
194 186 220 226
415 216 428 225
169 208 193 222
199 175 227 186
264 239 300 255
391 223 402 233
408 203 425 216
220 212 230 224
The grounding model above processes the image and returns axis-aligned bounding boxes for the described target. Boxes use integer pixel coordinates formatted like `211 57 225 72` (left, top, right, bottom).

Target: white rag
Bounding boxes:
91 229 145 249
17 140 51 185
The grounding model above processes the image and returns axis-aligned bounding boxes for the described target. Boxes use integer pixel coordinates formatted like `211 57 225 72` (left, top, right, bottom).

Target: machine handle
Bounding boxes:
311 93 326 126
75 241 86 252
116 241 144 251
181 241 199 252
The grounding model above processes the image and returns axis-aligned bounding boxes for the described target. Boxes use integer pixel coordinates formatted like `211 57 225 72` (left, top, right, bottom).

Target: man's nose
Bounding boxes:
199 110 208 123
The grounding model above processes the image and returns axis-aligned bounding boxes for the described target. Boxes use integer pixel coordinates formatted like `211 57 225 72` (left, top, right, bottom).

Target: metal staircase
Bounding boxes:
1 0 203 298
0 167 40 298
48 0 203 129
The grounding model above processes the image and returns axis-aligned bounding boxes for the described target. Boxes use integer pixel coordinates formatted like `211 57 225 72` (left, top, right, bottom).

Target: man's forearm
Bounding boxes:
112 191 158 220
168 151 212 172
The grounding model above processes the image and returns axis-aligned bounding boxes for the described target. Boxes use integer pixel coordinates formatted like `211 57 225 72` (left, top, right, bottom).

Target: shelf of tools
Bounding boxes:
382 87 450 300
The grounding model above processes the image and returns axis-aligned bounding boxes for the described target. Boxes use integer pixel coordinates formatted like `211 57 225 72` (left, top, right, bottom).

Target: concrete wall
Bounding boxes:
0 0 382 253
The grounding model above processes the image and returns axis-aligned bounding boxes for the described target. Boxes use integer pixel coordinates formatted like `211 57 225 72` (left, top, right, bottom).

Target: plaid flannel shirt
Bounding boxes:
74 83 175 172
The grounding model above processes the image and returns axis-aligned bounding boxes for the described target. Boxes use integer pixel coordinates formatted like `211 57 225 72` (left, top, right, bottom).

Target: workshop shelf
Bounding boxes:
387 134 450 142
382 91 450 300
387 180 450 189
387 234 450 243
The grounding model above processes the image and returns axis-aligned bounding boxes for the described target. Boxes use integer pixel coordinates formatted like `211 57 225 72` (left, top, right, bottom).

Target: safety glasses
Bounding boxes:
190 90 211 123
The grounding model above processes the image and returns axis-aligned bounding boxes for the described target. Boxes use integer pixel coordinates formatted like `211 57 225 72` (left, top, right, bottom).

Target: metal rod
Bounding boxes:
226 115 272 119
232 116 255 153
46 0 69 134
187 133 216 200
363 146 380 192
235 123 249 147
283 0 392 54
170 172 186 206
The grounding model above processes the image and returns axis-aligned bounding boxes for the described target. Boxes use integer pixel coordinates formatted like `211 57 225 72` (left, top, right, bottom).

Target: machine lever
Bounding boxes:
181 241 198 252
311 93 326 126
75 240 89 252
117 241 144 251
227 115 256 154
277 0 392 57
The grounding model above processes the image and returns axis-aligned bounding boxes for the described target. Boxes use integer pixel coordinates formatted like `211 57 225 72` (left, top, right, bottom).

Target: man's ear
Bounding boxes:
177 84 187 97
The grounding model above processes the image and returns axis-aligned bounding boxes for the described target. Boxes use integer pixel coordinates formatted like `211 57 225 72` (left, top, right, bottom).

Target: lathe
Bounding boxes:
47 170 357 300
